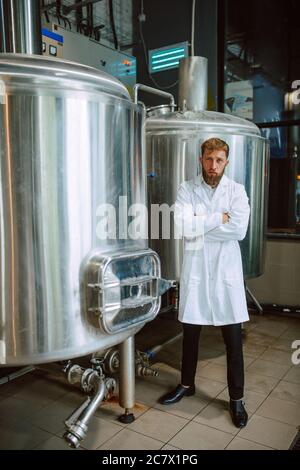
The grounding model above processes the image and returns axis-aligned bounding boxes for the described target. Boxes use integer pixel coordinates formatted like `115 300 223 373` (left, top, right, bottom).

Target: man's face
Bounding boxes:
200 149 229 186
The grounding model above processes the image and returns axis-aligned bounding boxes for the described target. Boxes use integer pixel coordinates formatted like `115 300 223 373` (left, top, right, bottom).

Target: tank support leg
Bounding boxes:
245 285 263 314
118 336 135 424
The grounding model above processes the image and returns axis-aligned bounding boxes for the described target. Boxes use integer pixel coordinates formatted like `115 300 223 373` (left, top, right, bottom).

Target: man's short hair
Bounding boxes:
201 138 229 158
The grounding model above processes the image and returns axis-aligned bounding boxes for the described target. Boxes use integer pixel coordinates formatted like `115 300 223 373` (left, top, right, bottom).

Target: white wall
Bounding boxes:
247 240 300 306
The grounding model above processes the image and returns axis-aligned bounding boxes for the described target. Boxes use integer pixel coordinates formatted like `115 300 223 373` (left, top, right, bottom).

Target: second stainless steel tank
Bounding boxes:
146 57 269 281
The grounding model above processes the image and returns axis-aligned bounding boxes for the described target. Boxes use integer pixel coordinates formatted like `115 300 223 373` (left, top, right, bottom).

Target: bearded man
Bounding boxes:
159 137 250 428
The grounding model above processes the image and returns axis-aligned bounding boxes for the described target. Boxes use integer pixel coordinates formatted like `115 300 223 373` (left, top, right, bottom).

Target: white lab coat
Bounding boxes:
175 174 250 326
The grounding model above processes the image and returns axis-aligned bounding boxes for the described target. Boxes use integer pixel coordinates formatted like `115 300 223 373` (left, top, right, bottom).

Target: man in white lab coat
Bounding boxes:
159 138 250 428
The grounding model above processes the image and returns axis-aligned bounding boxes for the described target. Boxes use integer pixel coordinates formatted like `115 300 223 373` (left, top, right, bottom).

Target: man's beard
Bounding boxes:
202 168 225 187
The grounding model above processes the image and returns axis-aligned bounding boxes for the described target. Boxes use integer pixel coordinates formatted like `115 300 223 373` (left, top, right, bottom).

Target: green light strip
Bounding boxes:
152 48 185 59
152 54 185 65
152 60 180 71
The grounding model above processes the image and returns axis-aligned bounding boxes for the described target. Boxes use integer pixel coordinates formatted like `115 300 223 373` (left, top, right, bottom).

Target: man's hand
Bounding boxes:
222 212 230 224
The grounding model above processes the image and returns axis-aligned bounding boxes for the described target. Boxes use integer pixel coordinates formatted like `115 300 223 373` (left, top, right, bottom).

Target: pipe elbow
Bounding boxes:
64 374 106 448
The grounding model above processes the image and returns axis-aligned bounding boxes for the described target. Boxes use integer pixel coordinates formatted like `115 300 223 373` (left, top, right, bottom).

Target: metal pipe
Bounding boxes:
87 2 93 37
191 0 196 56
108 0 118 50
134 83 175 108
37 362 115 447
246 285 263 314
56 0 62 17
178 56 208 112
0 1 5 52
0 0 42 54
75 0 83 33
41 0 50 23
145 333 183 358
64 372 106 448
0 365 35 386
119 336 135 410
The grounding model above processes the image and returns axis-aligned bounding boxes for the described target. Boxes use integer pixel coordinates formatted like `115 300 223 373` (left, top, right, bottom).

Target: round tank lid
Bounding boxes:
147 104 176 118
0 54 130 100
146 109 262 136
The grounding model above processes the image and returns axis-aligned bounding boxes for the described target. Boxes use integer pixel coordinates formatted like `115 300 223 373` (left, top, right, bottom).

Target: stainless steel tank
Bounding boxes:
0 54 167 366
145 57 269 281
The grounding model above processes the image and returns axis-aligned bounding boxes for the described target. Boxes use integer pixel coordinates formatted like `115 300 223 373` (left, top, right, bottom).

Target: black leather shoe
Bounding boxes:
159 384 195 405
230 399 248 428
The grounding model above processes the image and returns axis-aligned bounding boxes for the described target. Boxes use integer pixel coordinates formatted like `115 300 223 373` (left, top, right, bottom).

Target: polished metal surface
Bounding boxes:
119 336 135 410
64 368 107 448
178 57 208 112
83 249 163 334
134 83 175 107
146 109 269 280
147 104 176 118
0 54 151 365
0 54 129 98
0 0 42 54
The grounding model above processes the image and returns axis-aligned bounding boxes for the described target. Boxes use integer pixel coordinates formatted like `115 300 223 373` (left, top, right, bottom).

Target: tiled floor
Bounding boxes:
0 312 299 450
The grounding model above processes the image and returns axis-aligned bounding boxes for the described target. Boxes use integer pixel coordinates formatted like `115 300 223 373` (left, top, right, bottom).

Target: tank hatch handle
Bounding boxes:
89 276 175 310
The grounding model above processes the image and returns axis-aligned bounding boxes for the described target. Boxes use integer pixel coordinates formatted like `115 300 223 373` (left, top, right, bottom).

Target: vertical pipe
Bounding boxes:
178 56 208 112
191 0 196 56
75 0 83 33
0 0 42 54
87 3 93 37
0 1 5 52
119 336 135 410
109 0 119 50
217 0 225 112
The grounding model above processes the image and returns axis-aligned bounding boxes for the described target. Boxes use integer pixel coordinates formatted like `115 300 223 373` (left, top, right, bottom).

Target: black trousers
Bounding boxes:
181 322 244 400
